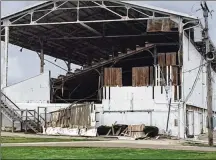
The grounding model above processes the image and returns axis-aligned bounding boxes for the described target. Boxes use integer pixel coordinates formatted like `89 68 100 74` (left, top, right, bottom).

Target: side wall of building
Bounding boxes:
182 34 216 136
182 34 207 109
2 71 51 103
96 86 182 137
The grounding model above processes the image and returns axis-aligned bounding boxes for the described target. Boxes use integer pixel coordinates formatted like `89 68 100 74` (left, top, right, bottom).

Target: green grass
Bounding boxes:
2 147 216 159
1 136 100 143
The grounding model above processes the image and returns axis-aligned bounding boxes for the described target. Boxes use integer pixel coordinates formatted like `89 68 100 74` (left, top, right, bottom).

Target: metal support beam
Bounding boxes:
2 26 9 88
65 61 71 72
4 17 170 27
80 22 101 35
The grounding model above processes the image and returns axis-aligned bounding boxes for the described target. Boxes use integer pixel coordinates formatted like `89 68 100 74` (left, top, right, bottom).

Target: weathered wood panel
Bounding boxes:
50 103 93 128
147 19 163 32
161 19 178 31
147 19 178 32
127 124 145 138
132 67 150 86
172 66 179 86
158 53 166 66
104 68 122 86
179 67 182 85
166 52 177 66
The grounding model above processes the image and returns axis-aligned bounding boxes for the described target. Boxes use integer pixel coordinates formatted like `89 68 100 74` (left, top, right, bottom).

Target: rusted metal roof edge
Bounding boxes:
1 0 198 21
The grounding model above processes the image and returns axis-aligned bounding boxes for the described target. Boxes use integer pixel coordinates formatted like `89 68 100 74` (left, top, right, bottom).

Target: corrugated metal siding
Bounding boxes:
104 68 122 86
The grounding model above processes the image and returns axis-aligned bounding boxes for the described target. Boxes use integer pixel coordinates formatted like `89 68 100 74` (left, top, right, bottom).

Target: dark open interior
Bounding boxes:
52 41 180 103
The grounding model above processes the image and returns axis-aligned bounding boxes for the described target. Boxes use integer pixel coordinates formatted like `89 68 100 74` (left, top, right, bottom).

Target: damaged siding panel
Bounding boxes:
162 19 178 31
166 52 177 66
158 53 166 67
132 67 150 86
147 19 178 32
172 66 179 86
104 68 122 86
50 103 92 128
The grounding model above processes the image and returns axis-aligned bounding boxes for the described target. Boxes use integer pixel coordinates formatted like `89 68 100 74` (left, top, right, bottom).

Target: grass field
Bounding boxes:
1 136 100 143
2 147 216 159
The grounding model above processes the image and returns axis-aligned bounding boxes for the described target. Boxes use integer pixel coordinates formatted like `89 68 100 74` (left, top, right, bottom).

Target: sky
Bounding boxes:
1 1 216 85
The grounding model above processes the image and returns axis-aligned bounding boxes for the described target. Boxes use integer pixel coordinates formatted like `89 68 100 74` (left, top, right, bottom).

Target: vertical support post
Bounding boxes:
201 1 213 146
101 67 104 100
153 46 157 65
21 110 23 131
166 98 172 132
178 103 181 139
2 26 9 88
98 75 101 100
34 109 36 122
40 41 44 73
77 0 79 21
66 61 71 73
37 107 40 131
25 109 27 133
44 107 47 131
153 46 157 86
178 17 185 139
12 108 14 133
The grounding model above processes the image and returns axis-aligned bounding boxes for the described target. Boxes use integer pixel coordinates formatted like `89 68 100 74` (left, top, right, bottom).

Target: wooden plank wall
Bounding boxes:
156 52 182 101
104 68 122 86
132 67 154 86
102 52 181 101
49 103 92 128
147 19 178 32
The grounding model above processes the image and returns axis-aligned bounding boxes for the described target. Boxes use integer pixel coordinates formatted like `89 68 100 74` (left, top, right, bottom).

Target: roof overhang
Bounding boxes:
1 1 199 66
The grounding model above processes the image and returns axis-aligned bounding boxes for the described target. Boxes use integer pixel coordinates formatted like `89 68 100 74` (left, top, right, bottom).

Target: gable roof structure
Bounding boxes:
1 1 198 21
1 1 214 66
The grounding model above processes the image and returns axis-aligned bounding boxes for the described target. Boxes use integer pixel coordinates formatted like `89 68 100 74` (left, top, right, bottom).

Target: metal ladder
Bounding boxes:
1 92 45 133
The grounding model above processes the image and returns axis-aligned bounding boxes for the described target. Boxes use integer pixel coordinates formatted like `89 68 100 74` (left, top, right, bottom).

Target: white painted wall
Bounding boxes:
182 34 216 137
2 71 51 103
96 86 181 137
182 34 207 109
182 34 216 111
